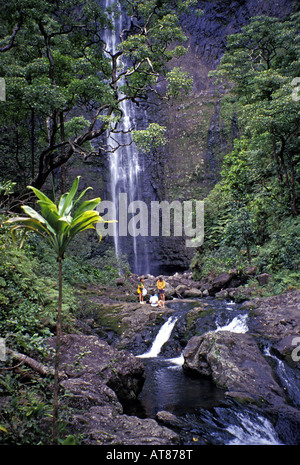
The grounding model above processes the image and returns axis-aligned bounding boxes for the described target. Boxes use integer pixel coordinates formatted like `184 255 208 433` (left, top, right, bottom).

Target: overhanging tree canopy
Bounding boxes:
0 0 195 195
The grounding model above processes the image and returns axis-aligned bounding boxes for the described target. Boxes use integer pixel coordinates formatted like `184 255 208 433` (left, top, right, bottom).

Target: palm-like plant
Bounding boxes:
5 176 106 443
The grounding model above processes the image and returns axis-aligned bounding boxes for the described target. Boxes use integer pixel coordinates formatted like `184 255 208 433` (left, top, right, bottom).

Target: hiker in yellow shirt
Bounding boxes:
156 276 165 306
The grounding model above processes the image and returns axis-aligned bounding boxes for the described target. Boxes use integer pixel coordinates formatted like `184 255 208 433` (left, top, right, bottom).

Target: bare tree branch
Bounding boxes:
7 349 67 379
0 17 23 52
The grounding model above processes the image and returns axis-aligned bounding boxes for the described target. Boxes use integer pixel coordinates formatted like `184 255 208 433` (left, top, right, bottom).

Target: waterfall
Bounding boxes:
137 316 178 359
264 346 300 407
215 313 248 333
167 353 184 366
103 0 149 274
225 410 282 445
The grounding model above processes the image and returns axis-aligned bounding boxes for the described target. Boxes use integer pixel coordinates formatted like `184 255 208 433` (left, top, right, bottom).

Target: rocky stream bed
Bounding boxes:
51 271 300 445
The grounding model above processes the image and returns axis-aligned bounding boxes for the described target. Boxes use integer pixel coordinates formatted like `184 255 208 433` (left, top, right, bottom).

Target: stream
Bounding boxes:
124 297 300 445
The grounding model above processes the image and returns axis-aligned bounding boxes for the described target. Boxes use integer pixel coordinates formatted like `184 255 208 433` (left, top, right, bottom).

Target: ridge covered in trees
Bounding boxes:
192 14 300 292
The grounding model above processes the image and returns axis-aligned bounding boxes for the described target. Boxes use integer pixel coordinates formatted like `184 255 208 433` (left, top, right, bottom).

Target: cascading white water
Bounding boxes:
264 345 300 407
131 300 290 444
215 313 248 333
137 316 178 359
167 354 184 366
103 0 148 274
226 411 282 445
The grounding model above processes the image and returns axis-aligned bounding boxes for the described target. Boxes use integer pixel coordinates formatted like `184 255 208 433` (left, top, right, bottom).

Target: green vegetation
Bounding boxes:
192 14 300 293
0 0 194 195
0 185 130 444
0 2 299 445
5 176 105 442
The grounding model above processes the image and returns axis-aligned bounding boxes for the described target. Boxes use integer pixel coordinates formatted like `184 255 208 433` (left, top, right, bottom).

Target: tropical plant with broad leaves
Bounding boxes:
5 176 106 443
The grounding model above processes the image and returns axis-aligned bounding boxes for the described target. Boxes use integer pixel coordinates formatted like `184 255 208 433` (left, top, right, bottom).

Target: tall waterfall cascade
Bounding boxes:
103 0 149 275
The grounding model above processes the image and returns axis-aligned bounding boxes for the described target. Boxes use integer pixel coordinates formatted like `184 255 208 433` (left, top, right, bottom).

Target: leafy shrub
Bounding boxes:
255 217 300 273
192 246 249 279
0 370 53 445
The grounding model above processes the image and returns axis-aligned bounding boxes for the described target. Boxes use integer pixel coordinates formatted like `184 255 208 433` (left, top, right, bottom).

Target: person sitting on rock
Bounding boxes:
150 292 164 308
149 292 159 307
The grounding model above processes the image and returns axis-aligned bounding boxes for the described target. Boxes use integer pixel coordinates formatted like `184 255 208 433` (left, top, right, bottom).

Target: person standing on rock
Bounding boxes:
157 276 166 306
137 277 145 304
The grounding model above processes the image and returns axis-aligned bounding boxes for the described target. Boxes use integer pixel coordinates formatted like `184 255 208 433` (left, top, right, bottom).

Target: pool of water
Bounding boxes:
123 297 293 445
126 357 226 418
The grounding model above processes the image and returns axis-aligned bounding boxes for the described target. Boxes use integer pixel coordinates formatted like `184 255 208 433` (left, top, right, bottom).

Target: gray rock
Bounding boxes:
183 331 285 407
182 288 202 298
212 272 234 289
247 290 300 350
257 273 271 285
49 334 179 445
79 405 180 445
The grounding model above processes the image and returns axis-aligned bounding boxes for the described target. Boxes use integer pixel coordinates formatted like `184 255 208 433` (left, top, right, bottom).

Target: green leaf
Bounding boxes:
58 193 69 215
73 187 94 208
73 198 101 219
60 435 76 445
6 178 105 259
59 176 80 216
22 206 46 224
27 186 53 204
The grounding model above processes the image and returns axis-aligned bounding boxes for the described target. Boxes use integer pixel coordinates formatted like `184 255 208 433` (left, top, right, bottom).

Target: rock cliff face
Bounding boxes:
146 0 296 272
152 0 296 196
66 0 296 274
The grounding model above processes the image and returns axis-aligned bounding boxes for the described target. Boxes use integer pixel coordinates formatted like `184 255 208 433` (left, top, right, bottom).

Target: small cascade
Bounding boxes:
264 346 300 408
137 316 178 359
215 313 248 333
192 405 282 445
166 354 184 366
225 410 282 445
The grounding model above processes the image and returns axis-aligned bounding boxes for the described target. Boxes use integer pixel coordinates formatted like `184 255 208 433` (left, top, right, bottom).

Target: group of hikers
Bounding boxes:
137 276 166 307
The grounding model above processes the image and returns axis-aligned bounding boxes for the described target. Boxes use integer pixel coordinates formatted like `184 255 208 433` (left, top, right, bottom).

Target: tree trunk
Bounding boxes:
52 256 63 444
290 160 298 217
60 112 66 194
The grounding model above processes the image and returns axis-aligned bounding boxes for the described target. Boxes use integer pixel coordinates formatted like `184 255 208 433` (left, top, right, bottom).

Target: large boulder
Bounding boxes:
51 334 145 402
183 331 285 407
48 334 179 445
75 404 180 445
212 272 234 291
246 289 300 357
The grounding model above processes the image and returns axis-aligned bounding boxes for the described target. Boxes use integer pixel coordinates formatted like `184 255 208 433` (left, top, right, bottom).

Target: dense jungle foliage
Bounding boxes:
0 220 130 443
0 0 196 444
191 14 300 294
0 0 299 445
